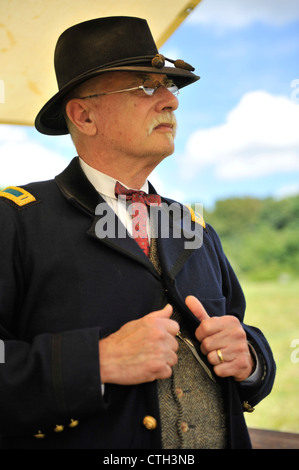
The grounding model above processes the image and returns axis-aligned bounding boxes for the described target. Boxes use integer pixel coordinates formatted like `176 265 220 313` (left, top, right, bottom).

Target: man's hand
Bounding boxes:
185 296 254 382
99 304 180 385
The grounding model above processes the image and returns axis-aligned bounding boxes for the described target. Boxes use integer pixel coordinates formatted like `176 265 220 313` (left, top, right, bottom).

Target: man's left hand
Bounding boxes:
185 295 255 382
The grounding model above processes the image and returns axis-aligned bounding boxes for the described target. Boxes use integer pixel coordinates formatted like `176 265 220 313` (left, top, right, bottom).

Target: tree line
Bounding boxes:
202 194 299 281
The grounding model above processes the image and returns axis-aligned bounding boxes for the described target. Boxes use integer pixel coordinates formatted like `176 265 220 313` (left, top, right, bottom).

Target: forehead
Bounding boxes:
88 71 169 88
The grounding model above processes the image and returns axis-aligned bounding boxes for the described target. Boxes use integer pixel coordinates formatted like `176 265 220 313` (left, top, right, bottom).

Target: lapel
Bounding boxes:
55 158 158 276
55 157 203 280
87 202 159 275
153 196 204 281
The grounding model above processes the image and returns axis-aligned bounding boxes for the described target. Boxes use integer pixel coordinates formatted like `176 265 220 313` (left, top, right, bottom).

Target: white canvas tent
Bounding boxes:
0 0 202 127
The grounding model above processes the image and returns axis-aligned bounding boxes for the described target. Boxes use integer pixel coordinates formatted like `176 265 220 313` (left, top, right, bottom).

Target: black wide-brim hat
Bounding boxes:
35 16 200 135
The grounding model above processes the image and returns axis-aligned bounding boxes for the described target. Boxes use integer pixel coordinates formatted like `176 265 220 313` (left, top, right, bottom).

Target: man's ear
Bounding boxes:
65 99 96 136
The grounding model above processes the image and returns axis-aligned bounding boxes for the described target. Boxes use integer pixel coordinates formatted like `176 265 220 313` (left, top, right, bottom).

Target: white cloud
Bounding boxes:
0 125 69 187
274 183 299 200
190 0 299 28
182 91 299 181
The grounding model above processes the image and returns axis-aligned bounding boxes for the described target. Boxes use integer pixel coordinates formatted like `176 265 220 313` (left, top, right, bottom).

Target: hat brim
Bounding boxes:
35 65 200 135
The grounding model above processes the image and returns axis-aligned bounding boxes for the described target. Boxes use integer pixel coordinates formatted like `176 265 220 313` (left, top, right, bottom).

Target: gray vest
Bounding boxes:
149 238 227 449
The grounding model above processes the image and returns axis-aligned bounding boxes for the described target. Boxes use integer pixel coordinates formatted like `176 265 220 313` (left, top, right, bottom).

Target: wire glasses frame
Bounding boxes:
76 79 180 100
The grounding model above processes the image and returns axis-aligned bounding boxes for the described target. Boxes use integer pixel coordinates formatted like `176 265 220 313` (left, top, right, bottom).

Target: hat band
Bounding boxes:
89 55 156 70
81 54 195 73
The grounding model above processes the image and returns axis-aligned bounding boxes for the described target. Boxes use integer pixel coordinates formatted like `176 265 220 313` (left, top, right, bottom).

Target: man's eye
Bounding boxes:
143 79 156 88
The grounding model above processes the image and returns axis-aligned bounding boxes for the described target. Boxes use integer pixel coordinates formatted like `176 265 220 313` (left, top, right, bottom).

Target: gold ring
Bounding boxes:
217 349 224 363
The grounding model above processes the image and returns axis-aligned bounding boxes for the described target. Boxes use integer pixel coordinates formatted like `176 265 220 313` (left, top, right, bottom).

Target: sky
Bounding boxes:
1 0 299 209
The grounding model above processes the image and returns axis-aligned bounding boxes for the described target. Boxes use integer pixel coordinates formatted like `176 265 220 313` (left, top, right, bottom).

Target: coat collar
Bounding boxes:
55 157 203 279
55 157 100 214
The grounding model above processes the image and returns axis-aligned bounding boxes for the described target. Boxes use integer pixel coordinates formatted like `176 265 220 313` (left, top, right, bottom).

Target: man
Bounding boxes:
0 17 275 449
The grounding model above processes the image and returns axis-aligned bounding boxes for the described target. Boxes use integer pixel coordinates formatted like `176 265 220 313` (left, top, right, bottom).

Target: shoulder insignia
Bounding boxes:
185 205 206 229
0 186 36 207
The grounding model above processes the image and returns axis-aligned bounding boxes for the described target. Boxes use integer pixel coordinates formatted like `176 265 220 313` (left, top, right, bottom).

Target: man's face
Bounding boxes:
81 71 179 163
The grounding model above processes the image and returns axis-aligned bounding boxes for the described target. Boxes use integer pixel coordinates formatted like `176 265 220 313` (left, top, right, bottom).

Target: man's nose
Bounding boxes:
154 86 179 113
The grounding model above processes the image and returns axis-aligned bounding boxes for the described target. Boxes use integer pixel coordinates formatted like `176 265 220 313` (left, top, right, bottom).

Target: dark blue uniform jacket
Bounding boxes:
0 158 275 449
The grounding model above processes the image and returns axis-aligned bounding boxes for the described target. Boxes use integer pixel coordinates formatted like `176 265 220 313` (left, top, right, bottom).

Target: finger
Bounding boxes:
148 303 173 319
185 295 210 322
147 304 179 336
207 348 228 366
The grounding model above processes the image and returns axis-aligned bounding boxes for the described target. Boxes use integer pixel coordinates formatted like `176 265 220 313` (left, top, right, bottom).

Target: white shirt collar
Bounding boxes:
79 157 149 199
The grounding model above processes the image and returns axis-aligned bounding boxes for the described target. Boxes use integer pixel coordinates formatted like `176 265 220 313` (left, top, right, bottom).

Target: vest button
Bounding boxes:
143 415 157 430
181 421 189 433
176 387 184 398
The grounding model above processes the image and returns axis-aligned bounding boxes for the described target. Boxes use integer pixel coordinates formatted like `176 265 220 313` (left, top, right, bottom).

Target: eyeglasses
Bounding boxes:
76 79 180 99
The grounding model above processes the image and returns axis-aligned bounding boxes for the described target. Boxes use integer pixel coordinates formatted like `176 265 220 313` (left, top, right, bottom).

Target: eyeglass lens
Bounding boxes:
142 79 179 96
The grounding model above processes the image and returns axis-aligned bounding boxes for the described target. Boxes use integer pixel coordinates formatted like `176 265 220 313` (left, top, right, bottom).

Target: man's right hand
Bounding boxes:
99 304 179 385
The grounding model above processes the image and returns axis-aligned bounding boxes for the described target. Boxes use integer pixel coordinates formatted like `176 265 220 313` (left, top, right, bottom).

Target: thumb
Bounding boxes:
185 295 210 322
148 303 173 319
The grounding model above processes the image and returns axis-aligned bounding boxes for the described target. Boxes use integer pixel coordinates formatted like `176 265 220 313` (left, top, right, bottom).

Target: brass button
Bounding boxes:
176 387 184 398
243 401 255 413
68 419 79 428
54 424 64 433
34 430 45 439
143 415 157 430
181 421 189 433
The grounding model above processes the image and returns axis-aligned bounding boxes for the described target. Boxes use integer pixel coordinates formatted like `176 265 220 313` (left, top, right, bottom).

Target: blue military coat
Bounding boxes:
0 158 275 449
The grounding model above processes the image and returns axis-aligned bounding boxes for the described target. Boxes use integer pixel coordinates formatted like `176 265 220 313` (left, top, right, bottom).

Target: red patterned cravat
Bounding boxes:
115 181 161 256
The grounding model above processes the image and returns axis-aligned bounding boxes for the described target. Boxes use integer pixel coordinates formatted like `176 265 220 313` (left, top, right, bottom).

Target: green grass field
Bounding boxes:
241 279 299 433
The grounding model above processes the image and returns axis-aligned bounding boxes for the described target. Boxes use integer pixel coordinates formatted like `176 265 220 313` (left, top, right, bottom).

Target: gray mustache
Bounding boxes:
148 112 177 136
